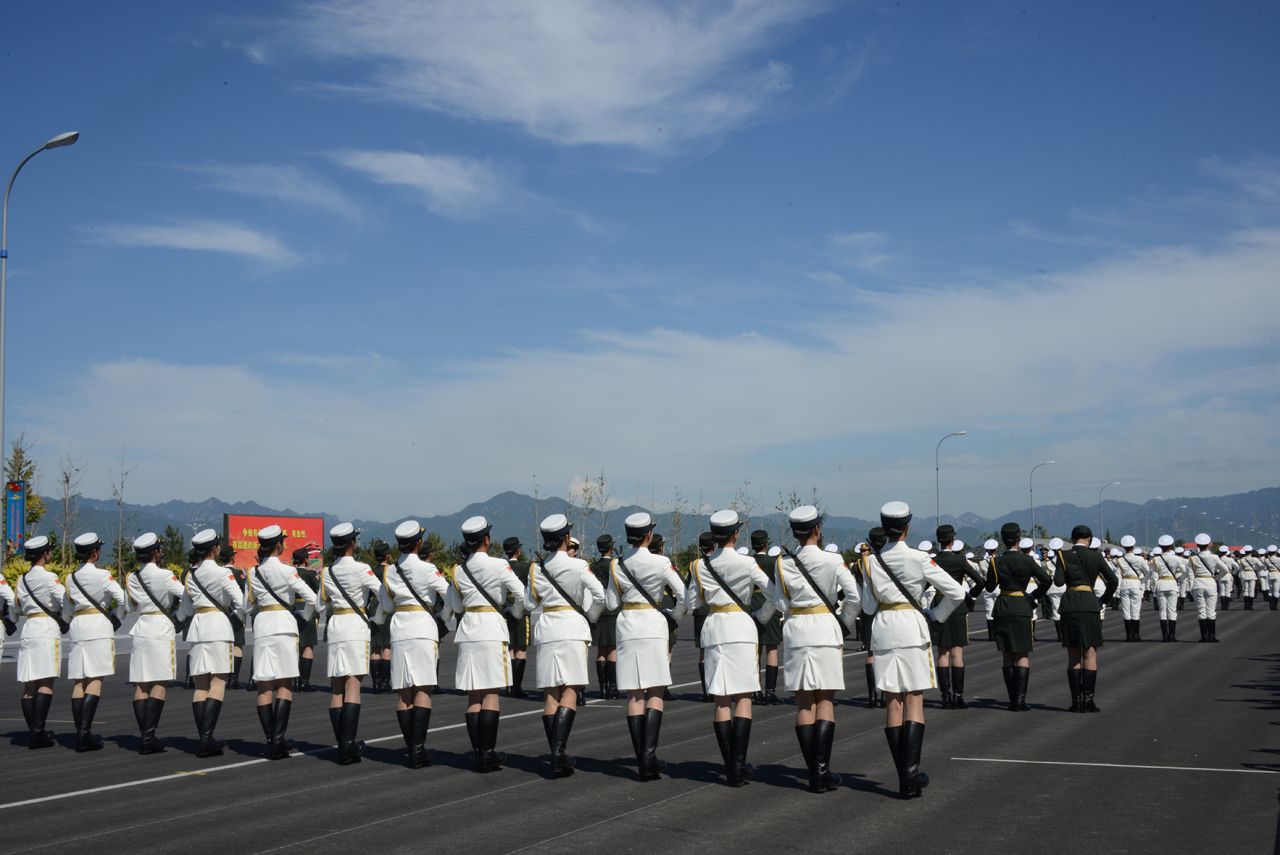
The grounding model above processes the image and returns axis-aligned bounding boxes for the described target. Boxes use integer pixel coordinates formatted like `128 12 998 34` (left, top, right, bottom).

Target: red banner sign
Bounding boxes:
223 513 325 569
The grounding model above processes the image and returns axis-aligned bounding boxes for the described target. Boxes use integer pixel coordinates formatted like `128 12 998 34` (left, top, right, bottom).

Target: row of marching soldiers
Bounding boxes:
2 505 1245 798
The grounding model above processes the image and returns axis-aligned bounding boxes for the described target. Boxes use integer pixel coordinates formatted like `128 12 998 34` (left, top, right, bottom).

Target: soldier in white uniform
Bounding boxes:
1266 546 1280 609
1216 546 1236 609
126 533 185 754
447 515 527 772
1116 535 1149 642
14 536 63 748
178 528 243 756
979 539 1000 638
248 524 317 759
374 520 450 768
1042 538 1067 641
322 522 382 765
526 514 605 777
1237 546 1259 609
686 509 772 787
62 533 125 752
1150 536 1187 641
864 503 965 799
1187 533 1223 642
768 506 861 793
608 512 688 780
0 573 14 637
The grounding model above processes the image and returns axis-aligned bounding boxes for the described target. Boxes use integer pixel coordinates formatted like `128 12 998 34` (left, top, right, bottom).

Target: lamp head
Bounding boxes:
43 131 79 150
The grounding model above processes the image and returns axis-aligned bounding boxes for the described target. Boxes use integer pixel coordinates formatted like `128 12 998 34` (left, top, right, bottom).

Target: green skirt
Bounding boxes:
297 617 318 649
507 614 531 650
992 596 1034 653
937 605 970 649
1058 589 1105 648
370 620 392 649
592 612 618 647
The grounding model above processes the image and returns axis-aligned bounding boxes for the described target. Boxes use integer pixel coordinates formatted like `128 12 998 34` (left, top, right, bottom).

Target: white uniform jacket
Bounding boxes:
1118 553 1149 587
606 548 688 641
1188 550 1225 581
248 556 316 637
1239 556 1260 581
126 563 185 640
768 545 861 645
1150 553 1188 590
177 560 244 642
374 554 451 642
16 568 65 639
447 553 526 643
527 551 605 644
62 564 124 642
321 557 382 643
0 577 14 619
861 541 964 649
686 546 771 646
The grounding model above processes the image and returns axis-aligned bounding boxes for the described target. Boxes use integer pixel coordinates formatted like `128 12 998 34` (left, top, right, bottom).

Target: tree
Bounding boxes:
4 432 46 543
162 525 185 566
109 450 138 572
669 486 688 556
56 454 83 565
1033 524 1050 540
729 479 755 526
570 468 610 544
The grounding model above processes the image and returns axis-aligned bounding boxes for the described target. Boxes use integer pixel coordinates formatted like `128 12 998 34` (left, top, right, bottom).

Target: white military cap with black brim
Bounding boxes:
788 505 822 536
23 535 50 559
257 524 285 549
879 501 911 532
540 513 573 542
461 515 492 545
624 512 655 538
1157 535 1174 547
329 522 360 547
983 539 999 551
1120 535 1136 548
1194 533 1211 547
192 528 221 548
73 532 105 556
395 520 425 545
709 509 742 536
133 532 161 557
1019 538 1033 550
1049 537 1065 551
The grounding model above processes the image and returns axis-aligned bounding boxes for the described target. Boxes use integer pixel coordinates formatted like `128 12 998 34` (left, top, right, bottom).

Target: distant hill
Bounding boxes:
29 486 1280 555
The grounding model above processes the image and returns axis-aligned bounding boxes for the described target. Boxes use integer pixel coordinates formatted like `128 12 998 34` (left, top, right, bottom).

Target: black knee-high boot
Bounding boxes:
730 716 753 787
937 667 952 709
628 715 646 777
270 698 291 759
1012 666 1030 711
410 706 433 767
337 702 363 765
397 708 413 759
606 660 619 699
595 660 607 700
75 695 104 752
259 703 276 741
864 662 877 709
140 697 166 754
1081 670 1099 712
329 705 341 743
698 661 708 701
1001 665 1015 710
466 711 481 765
29 692 54 748
884 726 904 795
511 658 527 699
763 665 779 703
229 655 243 689
796 723 816 790
899 722 929 798
952 666 968 709
195 698 223 757
184 655 195 690
713 720 734 785
643 708 665 777
813 719 839 793
1067 669 1083 713
549 706 576 776
477 709 504 772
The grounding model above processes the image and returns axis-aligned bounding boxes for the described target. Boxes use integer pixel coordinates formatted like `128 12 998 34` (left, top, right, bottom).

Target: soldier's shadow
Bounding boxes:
756 762 898 797
661 759 729 784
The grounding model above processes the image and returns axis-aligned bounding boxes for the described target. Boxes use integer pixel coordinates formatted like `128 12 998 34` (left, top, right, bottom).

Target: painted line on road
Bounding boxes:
951 757 1277 774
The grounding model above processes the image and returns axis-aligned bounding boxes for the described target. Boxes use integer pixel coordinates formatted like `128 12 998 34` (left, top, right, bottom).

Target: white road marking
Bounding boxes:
951 757 1277 774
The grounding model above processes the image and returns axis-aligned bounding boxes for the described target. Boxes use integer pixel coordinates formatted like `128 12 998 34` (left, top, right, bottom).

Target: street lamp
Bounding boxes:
1029 460 1056 539
1098 481 1120 542
1 131 79 566
934 430 968 527
1144 497 1164 547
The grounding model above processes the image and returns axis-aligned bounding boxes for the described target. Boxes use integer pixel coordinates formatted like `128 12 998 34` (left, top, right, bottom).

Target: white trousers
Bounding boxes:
1268 575 1280 597
1217 578 1233 599
1193 581 1218 620
1118 585 1143 620
1240 579 1256 598
1154 589 1178 620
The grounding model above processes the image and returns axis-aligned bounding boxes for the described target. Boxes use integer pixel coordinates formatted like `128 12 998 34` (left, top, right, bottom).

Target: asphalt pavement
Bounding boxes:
2 607 1277 855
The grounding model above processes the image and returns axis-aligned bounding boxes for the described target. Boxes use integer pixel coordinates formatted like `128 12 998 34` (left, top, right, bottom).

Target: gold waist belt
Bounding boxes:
195 607 222 614
1068 585 1093 592
73 608 102 616
330 607 358 615
1001 591 1025 597
710 604 744 614
622 603 654 610
790 605 829 615
466 606 497 613
542 605 575 612
1158 576 1174 581
395 604 427 612
878 603 914 611
258 604 287 612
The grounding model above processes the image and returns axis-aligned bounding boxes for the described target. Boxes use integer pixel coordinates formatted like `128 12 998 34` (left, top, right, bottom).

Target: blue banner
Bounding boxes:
6 480 26 550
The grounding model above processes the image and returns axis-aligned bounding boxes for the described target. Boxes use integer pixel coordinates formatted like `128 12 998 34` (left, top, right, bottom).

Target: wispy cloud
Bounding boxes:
828 229 892 272
92 219 298 265
286 0 830 150
175 161 362 221
1201 155 1280 204
329 149 508 220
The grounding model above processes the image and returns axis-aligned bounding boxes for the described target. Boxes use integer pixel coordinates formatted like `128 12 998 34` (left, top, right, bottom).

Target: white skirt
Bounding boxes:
253 634 299 681
704 642 760 696
783 644 845 692
391 638 439 689
68 638 115 680
616 637 671 691
535 639 590 689
17 635 61 682
129 636 176 683
455 641 509 692
327 638 370 678
189 640 233 677
872 643 935 693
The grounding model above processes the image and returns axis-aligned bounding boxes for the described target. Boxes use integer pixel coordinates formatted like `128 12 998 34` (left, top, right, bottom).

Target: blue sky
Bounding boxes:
3 0 1278 525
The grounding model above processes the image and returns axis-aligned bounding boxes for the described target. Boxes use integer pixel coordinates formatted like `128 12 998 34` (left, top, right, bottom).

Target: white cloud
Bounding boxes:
176 162 362 221
329 149 508 220
828 229 891 271
1201 155 1280 203
287 0 828 149
92 219 298 265
29 228 1280 520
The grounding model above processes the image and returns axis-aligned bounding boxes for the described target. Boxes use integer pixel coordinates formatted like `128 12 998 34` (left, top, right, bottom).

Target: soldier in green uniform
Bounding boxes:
749 530 783 704
984 523 1053 712
931 525 984 709
292 547 320 692
502 536 533 699
219 545 249 691
368 542 394 693
689 532 715 701
591 535 621 699
1055 524 1118 712
855 537 884 708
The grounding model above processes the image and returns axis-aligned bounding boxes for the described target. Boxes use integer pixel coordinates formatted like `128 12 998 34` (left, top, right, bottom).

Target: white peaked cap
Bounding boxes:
74 532 103 547
983 539 999 551
767 546 781 557
329 522 359 540
1120 535 1136 548
1157 535 1174 547
257 524 283 542
133 532 159 550
1109 548 1123 557
710 509 741 530
824 543 840 553
193 528 220 546
1194 533 1211 546
953 539 965 551
965 551 975 559
735 546 749 555
1218 545 1229 553
24 535 50 551
881 501 911 520
1151 547 1163 556
1134 547 1144 554
462 516 490 536
789 505 820 526
540 514 570 534
1090 537 1101 549
1019 538 1033 550
625 512 654 530
1242 545 1253 553
1175 547 1185 555
917 541 933 551
1049 537 1064 550
570 537 580 547
395 520 424 541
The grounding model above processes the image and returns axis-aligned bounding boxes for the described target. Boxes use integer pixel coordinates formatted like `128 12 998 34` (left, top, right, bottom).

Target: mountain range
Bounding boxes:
27 487 1280 554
